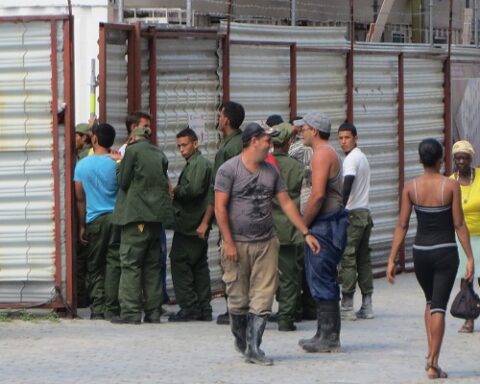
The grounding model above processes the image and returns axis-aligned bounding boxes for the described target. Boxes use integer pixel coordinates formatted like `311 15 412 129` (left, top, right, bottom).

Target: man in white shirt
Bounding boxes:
338 123 374 320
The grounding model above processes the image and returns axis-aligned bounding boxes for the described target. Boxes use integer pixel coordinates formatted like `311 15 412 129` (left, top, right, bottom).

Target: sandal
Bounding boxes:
458 321 474 333
426 365 448 380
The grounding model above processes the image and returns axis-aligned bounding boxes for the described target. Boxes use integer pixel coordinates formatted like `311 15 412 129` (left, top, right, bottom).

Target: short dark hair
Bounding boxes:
176 127 198 141
418 138 443 167
318 131 330 140
92 123 116 148
125 111 151 133
220 101 245 130
266 114 283 127
338 122 357 136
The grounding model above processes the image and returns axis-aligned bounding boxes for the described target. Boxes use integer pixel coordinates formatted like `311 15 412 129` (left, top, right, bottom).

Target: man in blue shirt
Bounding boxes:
74 123 120 320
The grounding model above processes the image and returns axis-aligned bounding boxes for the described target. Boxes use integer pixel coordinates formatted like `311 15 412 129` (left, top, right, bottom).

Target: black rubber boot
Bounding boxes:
230 313 247 354
245 313 273 366
298 304 321 347
301 301 341 353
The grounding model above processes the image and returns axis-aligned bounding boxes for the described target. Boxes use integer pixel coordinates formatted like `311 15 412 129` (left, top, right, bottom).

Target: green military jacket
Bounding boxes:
209 129 243 204
77 144 92 161
111 138 176 228
173 150 212 236
272 152 305 245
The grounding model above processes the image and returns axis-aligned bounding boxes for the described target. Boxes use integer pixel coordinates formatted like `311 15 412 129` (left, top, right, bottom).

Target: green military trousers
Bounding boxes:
118 222 162 322
277 243 304 324
84 213 120 317
340 209 374 295
170 232 212 314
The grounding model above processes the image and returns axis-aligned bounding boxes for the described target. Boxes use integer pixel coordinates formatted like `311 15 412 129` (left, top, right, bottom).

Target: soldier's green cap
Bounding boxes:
130 126 152 139
75 123 90 135
272 122 294 145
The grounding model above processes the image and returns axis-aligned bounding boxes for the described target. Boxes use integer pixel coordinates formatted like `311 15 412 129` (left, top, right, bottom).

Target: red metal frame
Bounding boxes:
63 16 76 314
444 0 453 175
397 53 405 272
222 35 230 102
289 44 297 121
148 30 158 144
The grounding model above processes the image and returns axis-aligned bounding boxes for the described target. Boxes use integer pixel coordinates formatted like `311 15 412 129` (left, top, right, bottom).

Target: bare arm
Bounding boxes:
451 180 475 281
74 181 88 245
214 191 238 261
276 191 320 253
303 148 335 226
386 182 413 284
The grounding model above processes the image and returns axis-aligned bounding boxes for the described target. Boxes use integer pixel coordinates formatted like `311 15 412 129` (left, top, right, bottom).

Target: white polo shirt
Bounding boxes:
343 147 370 210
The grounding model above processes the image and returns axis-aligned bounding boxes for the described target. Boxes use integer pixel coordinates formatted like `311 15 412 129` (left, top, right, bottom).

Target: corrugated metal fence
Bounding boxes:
0 16 75 310
98 22 467 298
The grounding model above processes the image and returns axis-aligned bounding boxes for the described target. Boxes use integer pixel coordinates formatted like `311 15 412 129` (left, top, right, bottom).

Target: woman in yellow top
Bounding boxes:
451 140 480 333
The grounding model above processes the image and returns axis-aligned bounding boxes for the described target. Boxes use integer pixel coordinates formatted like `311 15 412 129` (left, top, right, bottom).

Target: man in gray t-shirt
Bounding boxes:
214 122 319 366
215 155 286 242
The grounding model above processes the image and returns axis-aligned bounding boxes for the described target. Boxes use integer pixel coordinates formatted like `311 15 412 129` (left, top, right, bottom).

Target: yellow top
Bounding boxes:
88 147 94 156
450 168 480 236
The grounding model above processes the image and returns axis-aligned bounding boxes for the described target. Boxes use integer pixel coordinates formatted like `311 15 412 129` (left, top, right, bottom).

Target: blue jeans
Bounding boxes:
305 208 349 302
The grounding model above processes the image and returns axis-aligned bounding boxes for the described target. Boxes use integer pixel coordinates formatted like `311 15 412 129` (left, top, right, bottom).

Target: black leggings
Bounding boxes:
413 247 459 313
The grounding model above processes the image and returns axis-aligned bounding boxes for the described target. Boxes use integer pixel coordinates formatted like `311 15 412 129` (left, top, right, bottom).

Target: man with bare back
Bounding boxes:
296 112 349 353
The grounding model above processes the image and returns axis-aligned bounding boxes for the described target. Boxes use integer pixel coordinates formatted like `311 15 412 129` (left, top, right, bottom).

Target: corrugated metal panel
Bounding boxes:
224 22 348 46
353 54 399 273
226 22 348 125
0 21 57 303
153 36 222 294
403 57 445 265
297 51 347 129
105 29 129 146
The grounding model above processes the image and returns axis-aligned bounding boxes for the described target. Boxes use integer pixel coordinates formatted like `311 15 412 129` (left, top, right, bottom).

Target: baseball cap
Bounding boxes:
242 122 280 144
295 112 331 134
266 114 284 127
75 123 90 135
272 122 294 145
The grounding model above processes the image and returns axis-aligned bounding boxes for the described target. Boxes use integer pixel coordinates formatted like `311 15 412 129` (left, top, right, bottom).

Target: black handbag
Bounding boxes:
450 278 480 320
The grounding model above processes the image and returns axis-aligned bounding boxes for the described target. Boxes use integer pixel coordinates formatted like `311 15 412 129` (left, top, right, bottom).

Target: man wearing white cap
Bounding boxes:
297 112 349 353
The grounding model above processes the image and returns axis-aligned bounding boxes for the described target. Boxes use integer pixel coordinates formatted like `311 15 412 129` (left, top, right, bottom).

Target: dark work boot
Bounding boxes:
356 293 374 319
230 313 247 354
302 301 341 353
298 304 321 347
245 313 273 366
216 296 230 325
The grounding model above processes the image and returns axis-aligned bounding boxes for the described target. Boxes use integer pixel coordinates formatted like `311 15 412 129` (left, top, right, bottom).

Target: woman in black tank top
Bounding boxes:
386 138 474 380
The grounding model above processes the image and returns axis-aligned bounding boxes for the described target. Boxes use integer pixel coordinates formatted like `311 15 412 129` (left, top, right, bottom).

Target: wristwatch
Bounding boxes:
303 230 311 238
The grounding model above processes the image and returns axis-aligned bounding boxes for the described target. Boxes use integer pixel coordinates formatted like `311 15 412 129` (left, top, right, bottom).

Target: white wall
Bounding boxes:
0 1 110 125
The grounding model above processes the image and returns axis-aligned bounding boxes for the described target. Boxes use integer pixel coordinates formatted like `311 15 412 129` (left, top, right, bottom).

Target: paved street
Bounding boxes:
0 273 479 384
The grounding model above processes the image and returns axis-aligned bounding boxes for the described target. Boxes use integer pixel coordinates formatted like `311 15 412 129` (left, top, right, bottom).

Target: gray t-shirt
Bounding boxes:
214 155 287 242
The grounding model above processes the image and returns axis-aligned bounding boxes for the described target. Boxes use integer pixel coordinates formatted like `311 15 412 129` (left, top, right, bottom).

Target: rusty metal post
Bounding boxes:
444 0 453 174
63 15 77 314
347 0 354 123
149 30 158 145
289 43 297 121
98 24 107 123
397 53 405 272
222 35 231 103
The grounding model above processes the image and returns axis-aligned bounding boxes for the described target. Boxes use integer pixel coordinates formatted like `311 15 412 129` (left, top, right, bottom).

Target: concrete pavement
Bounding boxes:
0 273 479 383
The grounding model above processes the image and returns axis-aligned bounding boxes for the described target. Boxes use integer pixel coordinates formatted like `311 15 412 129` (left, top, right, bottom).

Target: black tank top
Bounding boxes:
413 179 456 250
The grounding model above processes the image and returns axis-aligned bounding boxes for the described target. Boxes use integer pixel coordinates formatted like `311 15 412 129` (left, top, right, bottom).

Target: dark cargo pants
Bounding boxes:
340 209 374 295
170 232 212 314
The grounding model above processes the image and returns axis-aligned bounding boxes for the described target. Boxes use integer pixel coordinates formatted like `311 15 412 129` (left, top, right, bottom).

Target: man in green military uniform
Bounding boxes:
272 122 305 331
196 101 245 325
110 127 175 324
75 123 92 160
168 128 213 322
